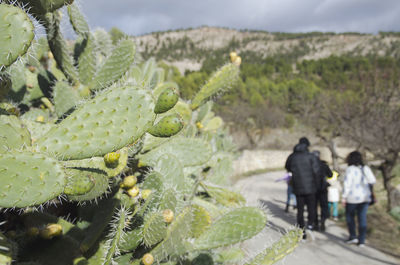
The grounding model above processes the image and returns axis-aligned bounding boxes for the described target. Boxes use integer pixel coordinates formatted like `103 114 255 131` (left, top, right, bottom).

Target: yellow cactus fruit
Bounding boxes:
233 56 242 66
127 186 140 198
47 51 54 59
141 189 152 200
142 253 154 265
104 152 120 168
120 175 137 189
27 227 39 237
196 121 203 129
163 209 174 223
229 51 238 63
40 224 63 239
36 115 45 123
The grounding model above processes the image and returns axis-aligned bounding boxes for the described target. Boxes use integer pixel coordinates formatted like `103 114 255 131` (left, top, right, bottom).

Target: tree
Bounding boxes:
316 70 400 211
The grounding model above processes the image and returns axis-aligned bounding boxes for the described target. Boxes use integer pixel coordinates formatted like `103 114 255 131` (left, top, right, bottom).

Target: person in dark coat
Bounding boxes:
285 137 320 239
312 150 332 232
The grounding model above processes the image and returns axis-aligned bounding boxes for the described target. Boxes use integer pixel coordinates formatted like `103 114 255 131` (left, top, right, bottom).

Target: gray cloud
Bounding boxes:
75 0 400 36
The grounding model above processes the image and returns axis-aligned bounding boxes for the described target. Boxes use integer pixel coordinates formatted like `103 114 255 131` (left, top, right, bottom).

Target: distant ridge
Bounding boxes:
132 26 400 73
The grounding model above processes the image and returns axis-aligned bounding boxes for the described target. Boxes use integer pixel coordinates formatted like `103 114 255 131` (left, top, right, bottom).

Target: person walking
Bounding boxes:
285 137 320 239
327 170 341 221
342 151 376 247
311 150 332 232
275 172 297 213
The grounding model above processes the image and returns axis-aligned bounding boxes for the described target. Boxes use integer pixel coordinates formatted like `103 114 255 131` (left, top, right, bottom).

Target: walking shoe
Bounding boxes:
333 217 338 221
305 227 315 241
345 238 358 244
320 221 326 232
358 243 365 248
284 205 289 213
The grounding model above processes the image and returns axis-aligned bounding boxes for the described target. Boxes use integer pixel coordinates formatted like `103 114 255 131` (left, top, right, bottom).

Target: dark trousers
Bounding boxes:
346 202 369 244
295 193 316 229
315 189 329 227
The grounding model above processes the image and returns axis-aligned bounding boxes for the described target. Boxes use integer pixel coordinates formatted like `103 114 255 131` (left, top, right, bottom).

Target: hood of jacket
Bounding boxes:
294 143 309 153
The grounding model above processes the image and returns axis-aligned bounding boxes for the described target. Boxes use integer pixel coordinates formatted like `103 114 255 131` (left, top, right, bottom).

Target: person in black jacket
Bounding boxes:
312 150 332 232
285 137 320 238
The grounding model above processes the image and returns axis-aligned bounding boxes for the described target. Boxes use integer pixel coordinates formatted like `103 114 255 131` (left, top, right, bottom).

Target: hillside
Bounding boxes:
133 26 400 73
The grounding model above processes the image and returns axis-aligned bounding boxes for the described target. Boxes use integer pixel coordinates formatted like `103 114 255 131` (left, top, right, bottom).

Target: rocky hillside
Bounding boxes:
133 27 400 73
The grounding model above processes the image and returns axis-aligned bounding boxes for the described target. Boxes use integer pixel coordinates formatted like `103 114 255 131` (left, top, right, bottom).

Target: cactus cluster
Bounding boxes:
0 2 301 265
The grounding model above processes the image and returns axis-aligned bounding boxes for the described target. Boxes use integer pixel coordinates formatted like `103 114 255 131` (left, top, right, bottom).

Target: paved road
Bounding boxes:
235 171 400 265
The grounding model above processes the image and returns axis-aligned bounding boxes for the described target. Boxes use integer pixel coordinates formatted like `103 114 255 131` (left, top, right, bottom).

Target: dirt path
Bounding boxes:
235 171 400 265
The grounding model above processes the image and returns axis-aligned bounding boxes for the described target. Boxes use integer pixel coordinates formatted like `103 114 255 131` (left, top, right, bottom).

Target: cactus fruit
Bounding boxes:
141 189 152 200
154 87 179 114
233 56 242 66
39 224 63 239
148 113 184 138
127 186 140 198
229 52 237 62
120 175 137 189
0 4 34 69
162 209 174 223
104 152 120 168
142 253 154 265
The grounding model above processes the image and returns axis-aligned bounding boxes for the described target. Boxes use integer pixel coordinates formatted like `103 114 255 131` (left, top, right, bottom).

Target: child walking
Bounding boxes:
327 170 341 221
276 172 297 213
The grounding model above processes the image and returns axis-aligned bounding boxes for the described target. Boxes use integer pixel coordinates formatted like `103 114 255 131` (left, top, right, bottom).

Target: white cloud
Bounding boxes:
75 0 400 35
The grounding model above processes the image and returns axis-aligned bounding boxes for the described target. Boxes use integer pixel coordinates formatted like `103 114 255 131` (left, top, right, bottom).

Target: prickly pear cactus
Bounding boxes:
0 2 301 265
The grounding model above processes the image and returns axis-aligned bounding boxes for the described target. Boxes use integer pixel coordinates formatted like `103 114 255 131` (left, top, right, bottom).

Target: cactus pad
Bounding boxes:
143 211 167 247
193 207 266 250
0 4 34 69
138 137 212 167
0 150 65 208
36 86 155 160
0 115 31 153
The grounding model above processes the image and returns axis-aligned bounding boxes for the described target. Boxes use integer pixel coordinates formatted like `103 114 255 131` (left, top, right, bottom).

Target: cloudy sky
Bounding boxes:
76 0 400 36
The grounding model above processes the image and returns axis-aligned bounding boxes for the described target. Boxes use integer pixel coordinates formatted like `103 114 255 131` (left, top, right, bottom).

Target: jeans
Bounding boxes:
328 202 338 217
315 190 329 227
345 202 369 244
287 185 297 207
296 193 316 229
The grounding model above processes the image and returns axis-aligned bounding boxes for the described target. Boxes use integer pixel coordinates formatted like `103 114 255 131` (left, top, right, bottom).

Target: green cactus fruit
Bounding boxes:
67 3 89 37
36 86 155 160
103 152 120 168
66 168 109 202
17 0 74 16
0 115 31 154
64 168 96 196
143 211 167 247
154 87 179 114
203 116 223 132
148 113 184 138
190 63 239 110
244 229 303 265
193 207 266 250
138 137 212 167
200 182 245 207
0 4 34 69
88 39 136 91
0 150 65 208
